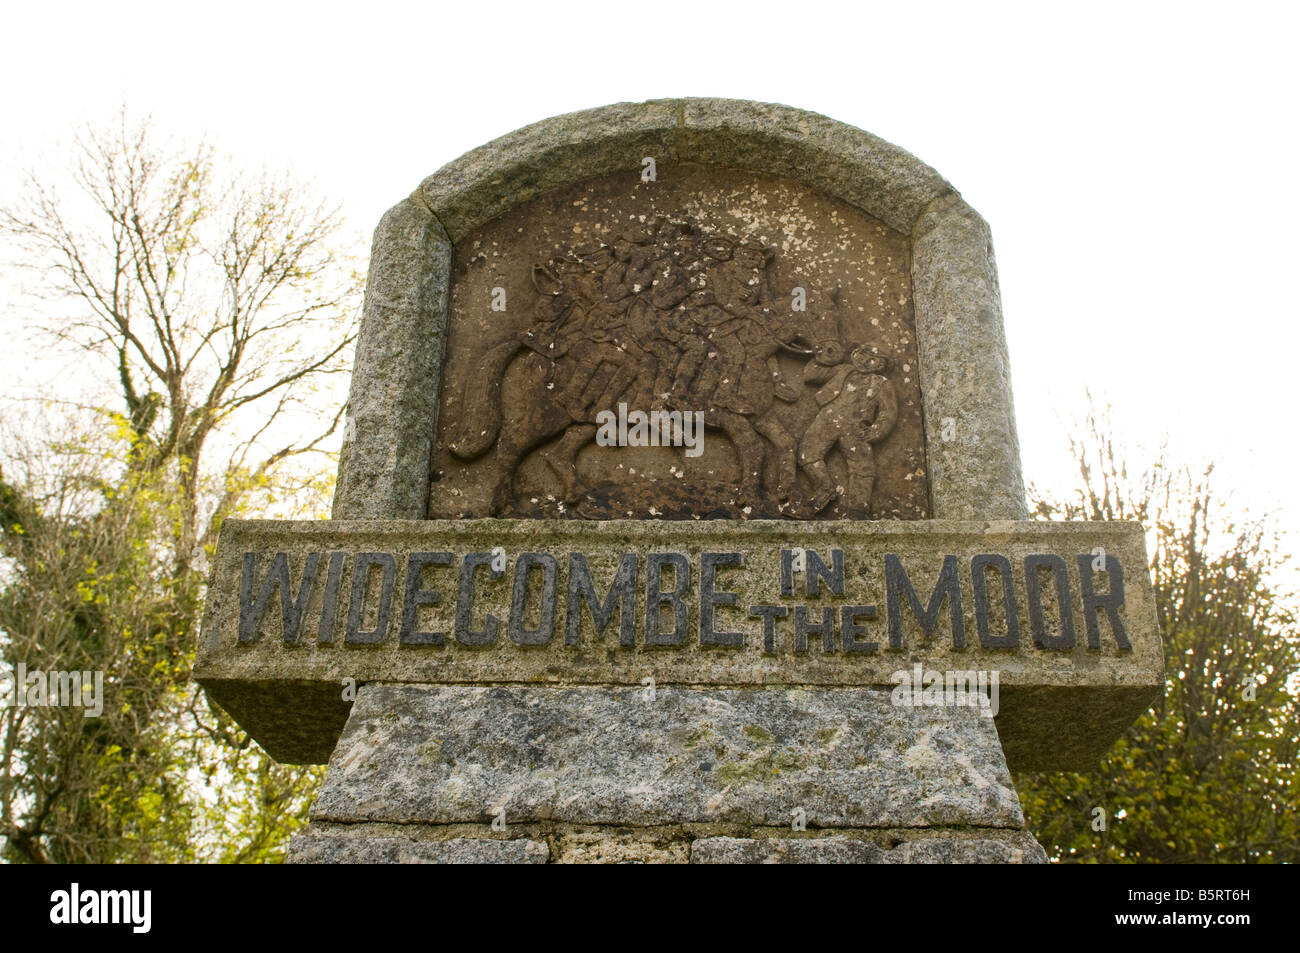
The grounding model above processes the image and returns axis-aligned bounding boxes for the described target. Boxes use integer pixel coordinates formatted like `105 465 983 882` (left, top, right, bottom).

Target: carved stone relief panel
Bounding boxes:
429 164 929 520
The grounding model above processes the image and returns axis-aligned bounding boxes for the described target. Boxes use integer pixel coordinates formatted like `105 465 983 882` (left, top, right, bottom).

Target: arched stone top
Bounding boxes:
335 99 1026 525
412 98 959 243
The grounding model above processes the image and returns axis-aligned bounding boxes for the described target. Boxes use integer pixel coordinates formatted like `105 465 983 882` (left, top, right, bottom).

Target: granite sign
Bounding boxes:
196 99 1163 864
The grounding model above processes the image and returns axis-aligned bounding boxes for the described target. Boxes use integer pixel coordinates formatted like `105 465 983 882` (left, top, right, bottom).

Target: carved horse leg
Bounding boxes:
486 354 574 514
542 423 598 503
589 351 647 414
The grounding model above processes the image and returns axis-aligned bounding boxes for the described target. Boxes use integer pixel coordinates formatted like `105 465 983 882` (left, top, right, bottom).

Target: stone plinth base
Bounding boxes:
289 684 1047 864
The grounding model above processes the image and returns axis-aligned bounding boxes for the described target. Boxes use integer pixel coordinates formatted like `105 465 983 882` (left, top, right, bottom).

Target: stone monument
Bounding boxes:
195 99 1163 864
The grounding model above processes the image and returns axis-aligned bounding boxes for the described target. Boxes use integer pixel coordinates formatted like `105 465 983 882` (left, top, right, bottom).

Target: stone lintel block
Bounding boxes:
197 517 1162 769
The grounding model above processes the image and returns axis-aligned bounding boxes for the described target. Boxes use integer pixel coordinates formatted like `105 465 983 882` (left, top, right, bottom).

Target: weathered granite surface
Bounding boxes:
289 832 548 864
676 98 952 235
690 831 1047 864
337 98 1027 528
418 99 681 245
690 834 888 864
913 193 1025 520
197 517 1161 767
309 684 1024 828
416 99 953 244
287 826 1045 864
333 200 450 520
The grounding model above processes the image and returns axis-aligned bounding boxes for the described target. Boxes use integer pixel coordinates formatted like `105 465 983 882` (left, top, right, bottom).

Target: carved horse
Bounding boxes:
446 309 819 515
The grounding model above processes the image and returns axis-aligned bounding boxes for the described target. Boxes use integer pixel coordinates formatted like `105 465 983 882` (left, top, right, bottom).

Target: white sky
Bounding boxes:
1 0 1297 552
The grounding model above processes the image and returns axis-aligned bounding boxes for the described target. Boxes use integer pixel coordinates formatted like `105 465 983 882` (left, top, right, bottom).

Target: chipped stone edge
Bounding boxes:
335 98 1027 523
912 193 1027 519
333 200 450 519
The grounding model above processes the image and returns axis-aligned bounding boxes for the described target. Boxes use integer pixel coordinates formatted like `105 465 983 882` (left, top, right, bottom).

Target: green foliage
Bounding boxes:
1015 407 1300 862
0 414 323 863
0 112 357 863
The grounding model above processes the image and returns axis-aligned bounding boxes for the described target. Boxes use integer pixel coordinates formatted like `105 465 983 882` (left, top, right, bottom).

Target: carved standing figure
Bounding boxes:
798 343 898 514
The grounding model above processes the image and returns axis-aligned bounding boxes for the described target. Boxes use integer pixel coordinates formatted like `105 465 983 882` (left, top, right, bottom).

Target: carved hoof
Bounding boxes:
809 487 838 513
489 483 513 517
776 499 809 520
563 479 588 506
